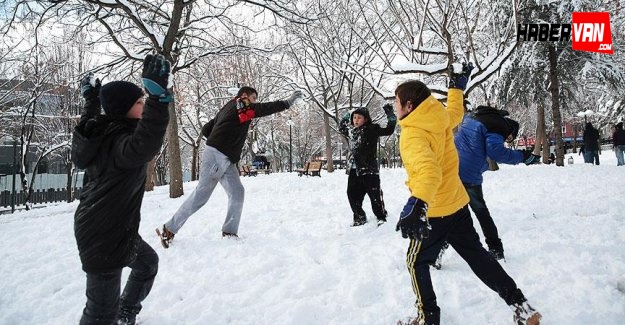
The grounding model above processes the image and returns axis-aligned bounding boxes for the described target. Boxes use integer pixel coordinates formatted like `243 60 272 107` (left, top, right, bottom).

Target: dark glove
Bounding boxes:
396 197 430 240
142 54 173 103
286 90 303 106
382 103 394 115
80 72 101 102
522 150 541 165
448 62 474 91
382 103 397 122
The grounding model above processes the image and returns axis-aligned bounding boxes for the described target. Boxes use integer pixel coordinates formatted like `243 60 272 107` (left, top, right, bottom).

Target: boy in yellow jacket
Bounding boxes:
394 63 541 325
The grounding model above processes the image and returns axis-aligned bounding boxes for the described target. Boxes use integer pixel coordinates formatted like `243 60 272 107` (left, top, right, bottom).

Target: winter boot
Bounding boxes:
116 316 136 325
351 213 367 227
489 247 505 261
397 314 424 325
377 218 387 227
511 302 541 325
397 311 439 325
155 224 175 249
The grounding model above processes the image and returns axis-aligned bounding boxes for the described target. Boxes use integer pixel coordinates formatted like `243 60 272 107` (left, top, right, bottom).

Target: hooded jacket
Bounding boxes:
455 107 524 185
339 107 397 175
397 89 469 217
72 98 169 273
202 98 290 163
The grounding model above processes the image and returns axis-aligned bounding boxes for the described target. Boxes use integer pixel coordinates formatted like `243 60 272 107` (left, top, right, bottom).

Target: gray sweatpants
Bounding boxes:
164 146 245 235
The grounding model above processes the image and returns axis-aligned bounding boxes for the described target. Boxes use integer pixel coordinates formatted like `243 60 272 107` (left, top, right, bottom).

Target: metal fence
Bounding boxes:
0 187 82 208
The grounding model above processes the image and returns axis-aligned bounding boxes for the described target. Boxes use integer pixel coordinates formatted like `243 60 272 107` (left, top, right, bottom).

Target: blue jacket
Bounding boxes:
454 115 524 185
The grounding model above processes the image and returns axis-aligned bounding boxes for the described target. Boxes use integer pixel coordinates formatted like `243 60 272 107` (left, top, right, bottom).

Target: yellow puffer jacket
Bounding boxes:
397 88 469 217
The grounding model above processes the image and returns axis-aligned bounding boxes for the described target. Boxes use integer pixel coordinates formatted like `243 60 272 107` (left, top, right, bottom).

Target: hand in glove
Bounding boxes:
382 103 397 122
80 72 101 102
522 150 541 165
286 90 303 106
396 197 431 240
448 62 474 91
142 54 173 103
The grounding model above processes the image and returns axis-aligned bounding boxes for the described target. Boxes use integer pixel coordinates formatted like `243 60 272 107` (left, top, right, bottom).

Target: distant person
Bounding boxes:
393 63 541 325
339 104 396 226
583 122 600 165
157 87 302 247
72 54 172 325
612 122 625 166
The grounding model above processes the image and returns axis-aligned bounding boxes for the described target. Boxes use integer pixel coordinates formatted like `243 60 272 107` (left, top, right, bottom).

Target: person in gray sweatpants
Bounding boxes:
157 86 303 247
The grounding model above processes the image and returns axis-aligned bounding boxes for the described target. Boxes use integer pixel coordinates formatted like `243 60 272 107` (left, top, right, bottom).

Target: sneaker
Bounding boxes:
222 232 239 238
489 248 505 261
116 316 136 325
156 224 175 249
511 302 542 325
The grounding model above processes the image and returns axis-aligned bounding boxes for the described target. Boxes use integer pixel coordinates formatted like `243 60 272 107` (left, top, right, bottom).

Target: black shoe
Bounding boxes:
222 232 239 238
351 219 367 227
116 316 136 325
489 248 505 260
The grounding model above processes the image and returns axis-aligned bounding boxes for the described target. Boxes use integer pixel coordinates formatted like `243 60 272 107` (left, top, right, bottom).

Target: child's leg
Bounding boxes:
405 218 450 324
164 147 224 233
80 269 122 325
118 239 159 321
363 174 388 221
347 170 367 223
446 206 526 305
464 184 503 255
219 162 245 234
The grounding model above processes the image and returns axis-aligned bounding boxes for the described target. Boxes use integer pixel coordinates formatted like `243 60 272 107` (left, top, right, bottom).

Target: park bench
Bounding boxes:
295 161 322 177
241 165 258 177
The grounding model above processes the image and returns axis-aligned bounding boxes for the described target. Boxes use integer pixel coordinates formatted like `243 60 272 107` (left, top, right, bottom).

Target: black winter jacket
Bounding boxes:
72 98 169 273
202 98 289 163
339 108 396 175
583 124 600 151
613 128 625 146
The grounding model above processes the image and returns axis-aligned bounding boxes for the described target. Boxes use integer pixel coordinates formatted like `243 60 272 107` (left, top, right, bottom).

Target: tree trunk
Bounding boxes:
535 103 546 157
323 113 334 173
191 140 199 181
548 44 565 166
145 158 156 191
66 159 73 202
167 100 184 198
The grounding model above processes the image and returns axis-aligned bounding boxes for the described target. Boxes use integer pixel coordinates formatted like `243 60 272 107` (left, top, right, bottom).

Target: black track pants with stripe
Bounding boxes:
405 205 526 324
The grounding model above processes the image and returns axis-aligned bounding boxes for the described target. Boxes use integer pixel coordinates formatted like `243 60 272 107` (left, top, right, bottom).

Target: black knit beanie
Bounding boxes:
99 81 144 116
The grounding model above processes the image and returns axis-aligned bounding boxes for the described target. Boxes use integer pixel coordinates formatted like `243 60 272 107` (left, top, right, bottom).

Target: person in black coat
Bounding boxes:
583 122 600 165
612 122 625 166
72 54 171 325
339 104 397 226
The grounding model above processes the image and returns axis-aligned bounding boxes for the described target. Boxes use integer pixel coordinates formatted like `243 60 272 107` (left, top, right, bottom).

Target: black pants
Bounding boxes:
80 239 159 325
347 170 387 222
464 184 503 252
405 206 525 324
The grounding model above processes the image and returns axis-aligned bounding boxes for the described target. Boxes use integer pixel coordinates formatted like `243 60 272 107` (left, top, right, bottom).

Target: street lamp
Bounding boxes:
287 118 294 172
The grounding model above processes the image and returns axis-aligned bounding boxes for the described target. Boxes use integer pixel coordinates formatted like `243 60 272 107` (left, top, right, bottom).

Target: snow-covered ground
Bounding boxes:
1 152 624 325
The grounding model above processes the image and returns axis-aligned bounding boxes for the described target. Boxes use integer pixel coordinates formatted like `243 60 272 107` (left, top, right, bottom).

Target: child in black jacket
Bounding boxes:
72 54 171 325
339 104 396 226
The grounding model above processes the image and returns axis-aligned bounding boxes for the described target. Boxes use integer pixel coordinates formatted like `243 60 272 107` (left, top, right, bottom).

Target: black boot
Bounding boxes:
351 213 367 226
